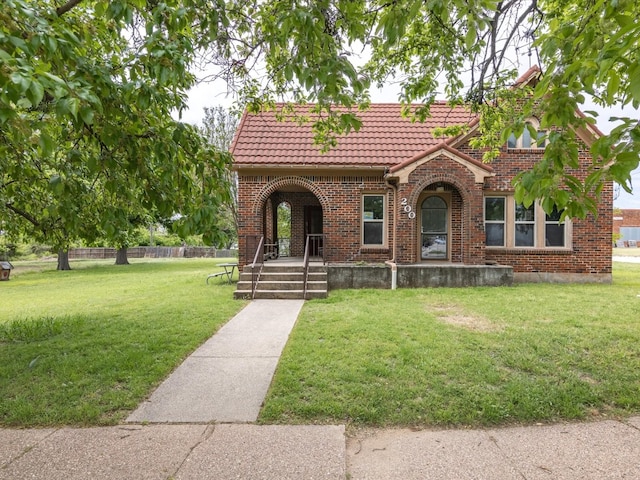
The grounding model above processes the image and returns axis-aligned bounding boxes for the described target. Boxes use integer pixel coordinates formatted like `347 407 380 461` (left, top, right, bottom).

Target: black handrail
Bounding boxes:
250 236 265 299
302 234 325 299
302 235 311 300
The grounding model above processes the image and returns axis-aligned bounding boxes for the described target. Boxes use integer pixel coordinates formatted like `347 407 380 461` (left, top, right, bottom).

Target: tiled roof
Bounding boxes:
230 103 477 168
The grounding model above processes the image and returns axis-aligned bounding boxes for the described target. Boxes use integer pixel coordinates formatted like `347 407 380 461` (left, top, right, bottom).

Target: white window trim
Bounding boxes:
514 202 536 247
484 196 506 247
485 195 572 249
361 193 387 248
507 118 547 150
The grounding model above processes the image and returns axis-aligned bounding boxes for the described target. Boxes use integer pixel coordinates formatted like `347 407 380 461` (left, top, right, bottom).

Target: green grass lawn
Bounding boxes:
0 258 247 427
613 247 640 257
2 258 639 429
261 262 640 428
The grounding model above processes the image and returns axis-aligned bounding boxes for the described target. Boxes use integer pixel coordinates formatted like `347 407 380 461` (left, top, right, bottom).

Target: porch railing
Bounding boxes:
303 234 325 300
249 236 265 299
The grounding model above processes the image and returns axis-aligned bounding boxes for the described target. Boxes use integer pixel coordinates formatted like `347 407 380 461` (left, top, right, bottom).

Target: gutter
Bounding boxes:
384 171 398 290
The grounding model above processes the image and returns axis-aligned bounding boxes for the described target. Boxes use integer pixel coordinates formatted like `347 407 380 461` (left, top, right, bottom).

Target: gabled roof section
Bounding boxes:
388 142 494 183
230 103 477 168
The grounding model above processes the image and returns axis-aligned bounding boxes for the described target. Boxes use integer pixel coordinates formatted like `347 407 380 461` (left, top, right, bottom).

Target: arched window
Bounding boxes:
421 196 448 260
507 120 547 149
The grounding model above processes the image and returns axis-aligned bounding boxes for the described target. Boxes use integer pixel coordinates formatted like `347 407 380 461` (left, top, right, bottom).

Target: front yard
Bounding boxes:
1 258 639 428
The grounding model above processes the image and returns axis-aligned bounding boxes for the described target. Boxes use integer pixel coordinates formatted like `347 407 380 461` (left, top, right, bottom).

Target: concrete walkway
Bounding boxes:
127 299 304 423
2 418 640 479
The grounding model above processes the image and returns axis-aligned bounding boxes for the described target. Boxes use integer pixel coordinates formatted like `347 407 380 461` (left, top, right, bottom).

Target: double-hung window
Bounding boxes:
362 194 385 246
484 197 505 247
515 203 535 246
545 206 565 247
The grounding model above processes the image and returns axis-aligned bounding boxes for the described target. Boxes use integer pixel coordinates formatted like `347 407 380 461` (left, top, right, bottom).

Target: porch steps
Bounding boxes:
233 264 328 300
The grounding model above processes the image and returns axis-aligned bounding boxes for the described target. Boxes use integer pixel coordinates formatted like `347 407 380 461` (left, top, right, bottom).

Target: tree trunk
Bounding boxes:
57 249 71 270
115 246 130 265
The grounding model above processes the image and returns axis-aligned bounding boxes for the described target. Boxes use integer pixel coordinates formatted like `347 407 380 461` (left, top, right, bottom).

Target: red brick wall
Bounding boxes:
481 142 613 275
621 209 640 227
236 173 391 266
394 155 485 264
236 141 612 278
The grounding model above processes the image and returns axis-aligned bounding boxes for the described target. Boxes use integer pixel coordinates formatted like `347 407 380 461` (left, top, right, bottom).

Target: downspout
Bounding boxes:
384 172 398 290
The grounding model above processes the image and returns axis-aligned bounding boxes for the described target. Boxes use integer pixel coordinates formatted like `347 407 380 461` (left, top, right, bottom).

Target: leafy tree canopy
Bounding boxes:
1 0 232 258
3 0 638 224
201 0 639 218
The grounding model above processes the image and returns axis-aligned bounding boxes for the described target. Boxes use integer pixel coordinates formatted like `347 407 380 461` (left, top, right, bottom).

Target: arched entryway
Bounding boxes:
246 176 328 263
416 182 464 263
420 195 449 260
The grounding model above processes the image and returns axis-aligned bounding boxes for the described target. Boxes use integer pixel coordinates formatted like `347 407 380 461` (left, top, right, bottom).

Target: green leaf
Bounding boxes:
27 81 45 106
79 106 94 125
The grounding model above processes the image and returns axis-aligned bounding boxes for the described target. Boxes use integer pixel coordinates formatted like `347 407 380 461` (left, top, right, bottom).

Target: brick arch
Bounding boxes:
408 171 476 264
407 172 472 211
252 176 330 215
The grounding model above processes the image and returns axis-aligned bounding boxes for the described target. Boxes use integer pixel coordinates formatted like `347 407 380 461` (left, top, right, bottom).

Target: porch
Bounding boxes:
327 262 513 289
239 255 513 292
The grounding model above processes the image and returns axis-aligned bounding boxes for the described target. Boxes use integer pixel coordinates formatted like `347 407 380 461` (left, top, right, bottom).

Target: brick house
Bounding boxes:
230 67 612 288
614 209 640 245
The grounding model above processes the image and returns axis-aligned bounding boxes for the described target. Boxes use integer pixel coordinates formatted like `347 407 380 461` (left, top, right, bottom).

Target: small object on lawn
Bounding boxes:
0 261 13 281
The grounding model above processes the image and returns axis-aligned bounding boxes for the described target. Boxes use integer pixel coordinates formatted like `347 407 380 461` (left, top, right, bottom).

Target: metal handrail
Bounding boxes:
302 233 325 299
250 236 265 299
302 235 311 300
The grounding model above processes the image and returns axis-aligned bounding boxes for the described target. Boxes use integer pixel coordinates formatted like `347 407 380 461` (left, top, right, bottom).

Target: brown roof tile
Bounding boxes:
231 103 477 168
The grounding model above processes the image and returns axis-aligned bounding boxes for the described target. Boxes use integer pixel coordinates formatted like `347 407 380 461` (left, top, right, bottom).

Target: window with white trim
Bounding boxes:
545 205 565 247
485 196 569 248
507 121 547 149
362 194 385 246
515 202 535 246
484 197 505 247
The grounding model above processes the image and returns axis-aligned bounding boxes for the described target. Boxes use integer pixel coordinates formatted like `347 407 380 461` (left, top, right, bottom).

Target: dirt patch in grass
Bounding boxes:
429 305 502 332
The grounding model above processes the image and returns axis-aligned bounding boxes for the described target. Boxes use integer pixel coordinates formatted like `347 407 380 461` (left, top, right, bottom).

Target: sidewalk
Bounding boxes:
2 417 640 479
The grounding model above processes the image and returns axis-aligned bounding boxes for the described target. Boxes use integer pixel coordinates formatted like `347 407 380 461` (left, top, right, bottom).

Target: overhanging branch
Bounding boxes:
56 0 84 17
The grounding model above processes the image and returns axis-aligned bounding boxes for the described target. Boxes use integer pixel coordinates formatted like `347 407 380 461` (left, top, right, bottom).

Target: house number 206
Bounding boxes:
400 198 416 219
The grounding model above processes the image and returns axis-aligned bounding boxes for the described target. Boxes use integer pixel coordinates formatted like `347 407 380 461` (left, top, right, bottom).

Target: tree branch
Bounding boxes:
5 203 41 228
56 0 84 17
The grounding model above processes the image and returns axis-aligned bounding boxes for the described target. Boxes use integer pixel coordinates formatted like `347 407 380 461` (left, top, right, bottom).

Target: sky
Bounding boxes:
179 76 640 210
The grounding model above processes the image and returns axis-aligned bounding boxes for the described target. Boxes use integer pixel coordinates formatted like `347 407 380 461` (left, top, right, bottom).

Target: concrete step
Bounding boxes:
241 265 327 275
236 281 326 291
235 263 328 300
233 289 327 300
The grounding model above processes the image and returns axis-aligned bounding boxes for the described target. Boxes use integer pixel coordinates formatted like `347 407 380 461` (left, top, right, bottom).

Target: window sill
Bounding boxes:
486 247 572 254
361 247 390 253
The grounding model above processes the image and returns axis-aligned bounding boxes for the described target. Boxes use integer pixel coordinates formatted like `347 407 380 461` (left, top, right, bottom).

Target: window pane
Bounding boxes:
485 224 504 246
522 127 532 148
422 234 447 259
485 197 505 221
515 224 535 246
546 224 564 246
546 205 562 222
364 222 383 245
537 130 546 148
425 209 447 233
364 195 384 220
507 133 517 148
423 196 446 209
515 203 535 222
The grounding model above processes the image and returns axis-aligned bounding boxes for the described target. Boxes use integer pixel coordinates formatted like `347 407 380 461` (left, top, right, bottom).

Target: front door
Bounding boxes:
304 206 323 256
421 196 448 260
